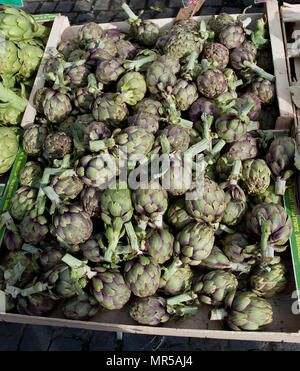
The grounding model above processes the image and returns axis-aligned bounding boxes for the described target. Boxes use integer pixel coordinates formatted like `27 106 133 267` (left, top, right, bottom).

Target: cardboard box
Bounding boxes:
3 5 300 343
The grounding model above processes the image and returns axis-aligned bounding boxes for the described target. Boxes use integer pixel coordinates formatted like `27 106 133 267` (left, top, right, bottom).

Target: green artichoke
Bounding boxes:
250 262 288 298
167 198 194 231
194 269 238 307
92 92 129 126
16 40 44 80
116 71 147 106
62 293 100 320
38 243 64 272
19 209 49 245
80 186 102 218
10 186 37 221
44 132 73 160
50 170 84 201
145 228 174 265
42 89 72 124
0 39 21 76
0 127 18 175
91 267 131 310
23 124 48 157
175 222 215 266
241 159 271 195
78 22 103 43
19 161 43 188
124 255 161 297
52 205 93 245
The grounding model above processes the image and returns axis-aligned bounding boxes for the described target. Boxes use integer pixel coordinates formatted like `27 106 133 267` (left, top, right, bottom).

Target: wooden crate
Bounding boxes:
7 8 300 343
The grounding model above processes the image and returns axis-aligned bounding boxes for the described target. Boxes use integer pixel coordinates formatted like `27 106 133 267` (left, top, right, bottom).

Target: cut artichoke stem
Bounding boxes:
228 159 242 185
21 243 41 255
104 218 125 263
243 61 275 81
216 224 236 235
166 291 197 307
246 121 259 132
186 50 198 73
229 262 251 273
275 177 287 196
18 282 48 298
152 214 163 228
178 119 194 130
184 138 210 158
0 291 5 313
176 305 199 318
210 308 227 320
161 258 183 282
62 253 97 279
228 79 243 91
259 217 273 260
203 139 226 165
124 55 155 71
124 221 140 256
89 138 116 152
0 83 28 111
201 113 214 152
43 186 62 214
122 2 139 21
160 134 171 154
164 95 180 123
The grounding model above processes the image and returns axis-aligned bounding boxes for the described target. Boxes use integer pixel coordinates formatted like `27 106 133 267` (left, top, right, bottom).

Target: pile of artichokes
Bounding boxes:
0 6 50 126
0 4 297 332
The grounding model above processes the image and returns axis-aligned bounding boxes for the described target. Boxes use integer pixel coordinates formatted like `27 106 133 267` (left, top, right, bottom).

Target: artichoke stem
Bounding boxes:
89 138 115 152
176 305 199 318
122 2 139 21
275 177 286 195
186 50 198 73
217 224 235 235
204 139 226 165
62 254 97 279
243 61 275 81
0 211 18 234
0 291 6 313
185 138 209 158
246 121 259 132
152 214 163 228
124 55 155 71
228 159 242 185
229 262 251 273
104 219 124 262
179 118 194 129
19 282 48 297
260 218 273 260
160 135 171 154
0 83 28 110
124 221 140 255
21 243 41 255
210 308 227 320
228 79 243 90
166 292 197 307
162 258 182 282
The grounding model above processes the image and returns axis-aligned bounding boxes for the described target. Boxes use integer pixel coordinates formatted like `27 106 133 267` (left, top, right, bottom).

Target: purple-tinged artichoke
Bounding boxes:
87 38 118 66
250 262 288 298
242 39 258 57
62 292 100 320
78 22 103 43
92 92 129 126
211 291 273 331
266 136 295 195
194 269 238 307
247 202 293 261
208 13 235 34
202 42 230 70
186 176 227 224
167 198 194 231
57 38 79 59
249 77 275 105
175 222 215 266
52 205 93 245
198 245 250 273
43 132 72 160
129 296 173 326
146 58 177 98
42 89 72 124
132 181 168 230
188 97 219 123
10 186 37 221
227 133 260 161
250 183 283 206
172 78 199 111
76 154 118 190
116 71 147 106
64 63 90 88
133 97 164 117
3 229 23 251
122 2 159 46
91 267 131 310
221 182 247 227
23 124 48 157
128 112 159 134
223 232 258 265
145 228 174 265
38 243 64 272
19 161 43 188
157 124 190 154
124 254 161 297
219 23 246 49
80 234 104 263
241 159 271 195
80 187 102 218
16 288 56 317
95 57 126 85
235 92 261 121
50 170 84 201
197 68 227 99
115 39 137 59
19 209 48 245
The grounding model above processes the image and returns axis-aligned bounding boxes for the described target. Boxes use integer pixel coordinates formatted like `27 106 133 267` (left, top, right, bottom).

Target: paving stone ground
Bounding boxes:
1 0 300 351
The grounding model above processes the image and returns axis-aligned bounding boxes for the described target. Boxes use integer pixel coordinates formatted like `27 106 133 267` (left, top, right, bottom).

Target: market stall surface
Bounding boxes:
1 0 300 352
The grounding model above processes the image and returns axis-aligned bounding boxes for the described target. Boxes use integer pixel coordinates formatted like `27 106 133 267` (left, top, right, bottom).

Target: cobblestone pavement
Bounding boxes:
1 0 300 352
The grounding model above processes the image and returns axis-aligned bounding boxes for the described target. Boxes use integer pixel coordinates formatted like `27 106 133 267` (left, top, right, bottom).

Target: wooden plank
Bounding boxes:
175 0 205 21
21 16 70 129
267 0 295 120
